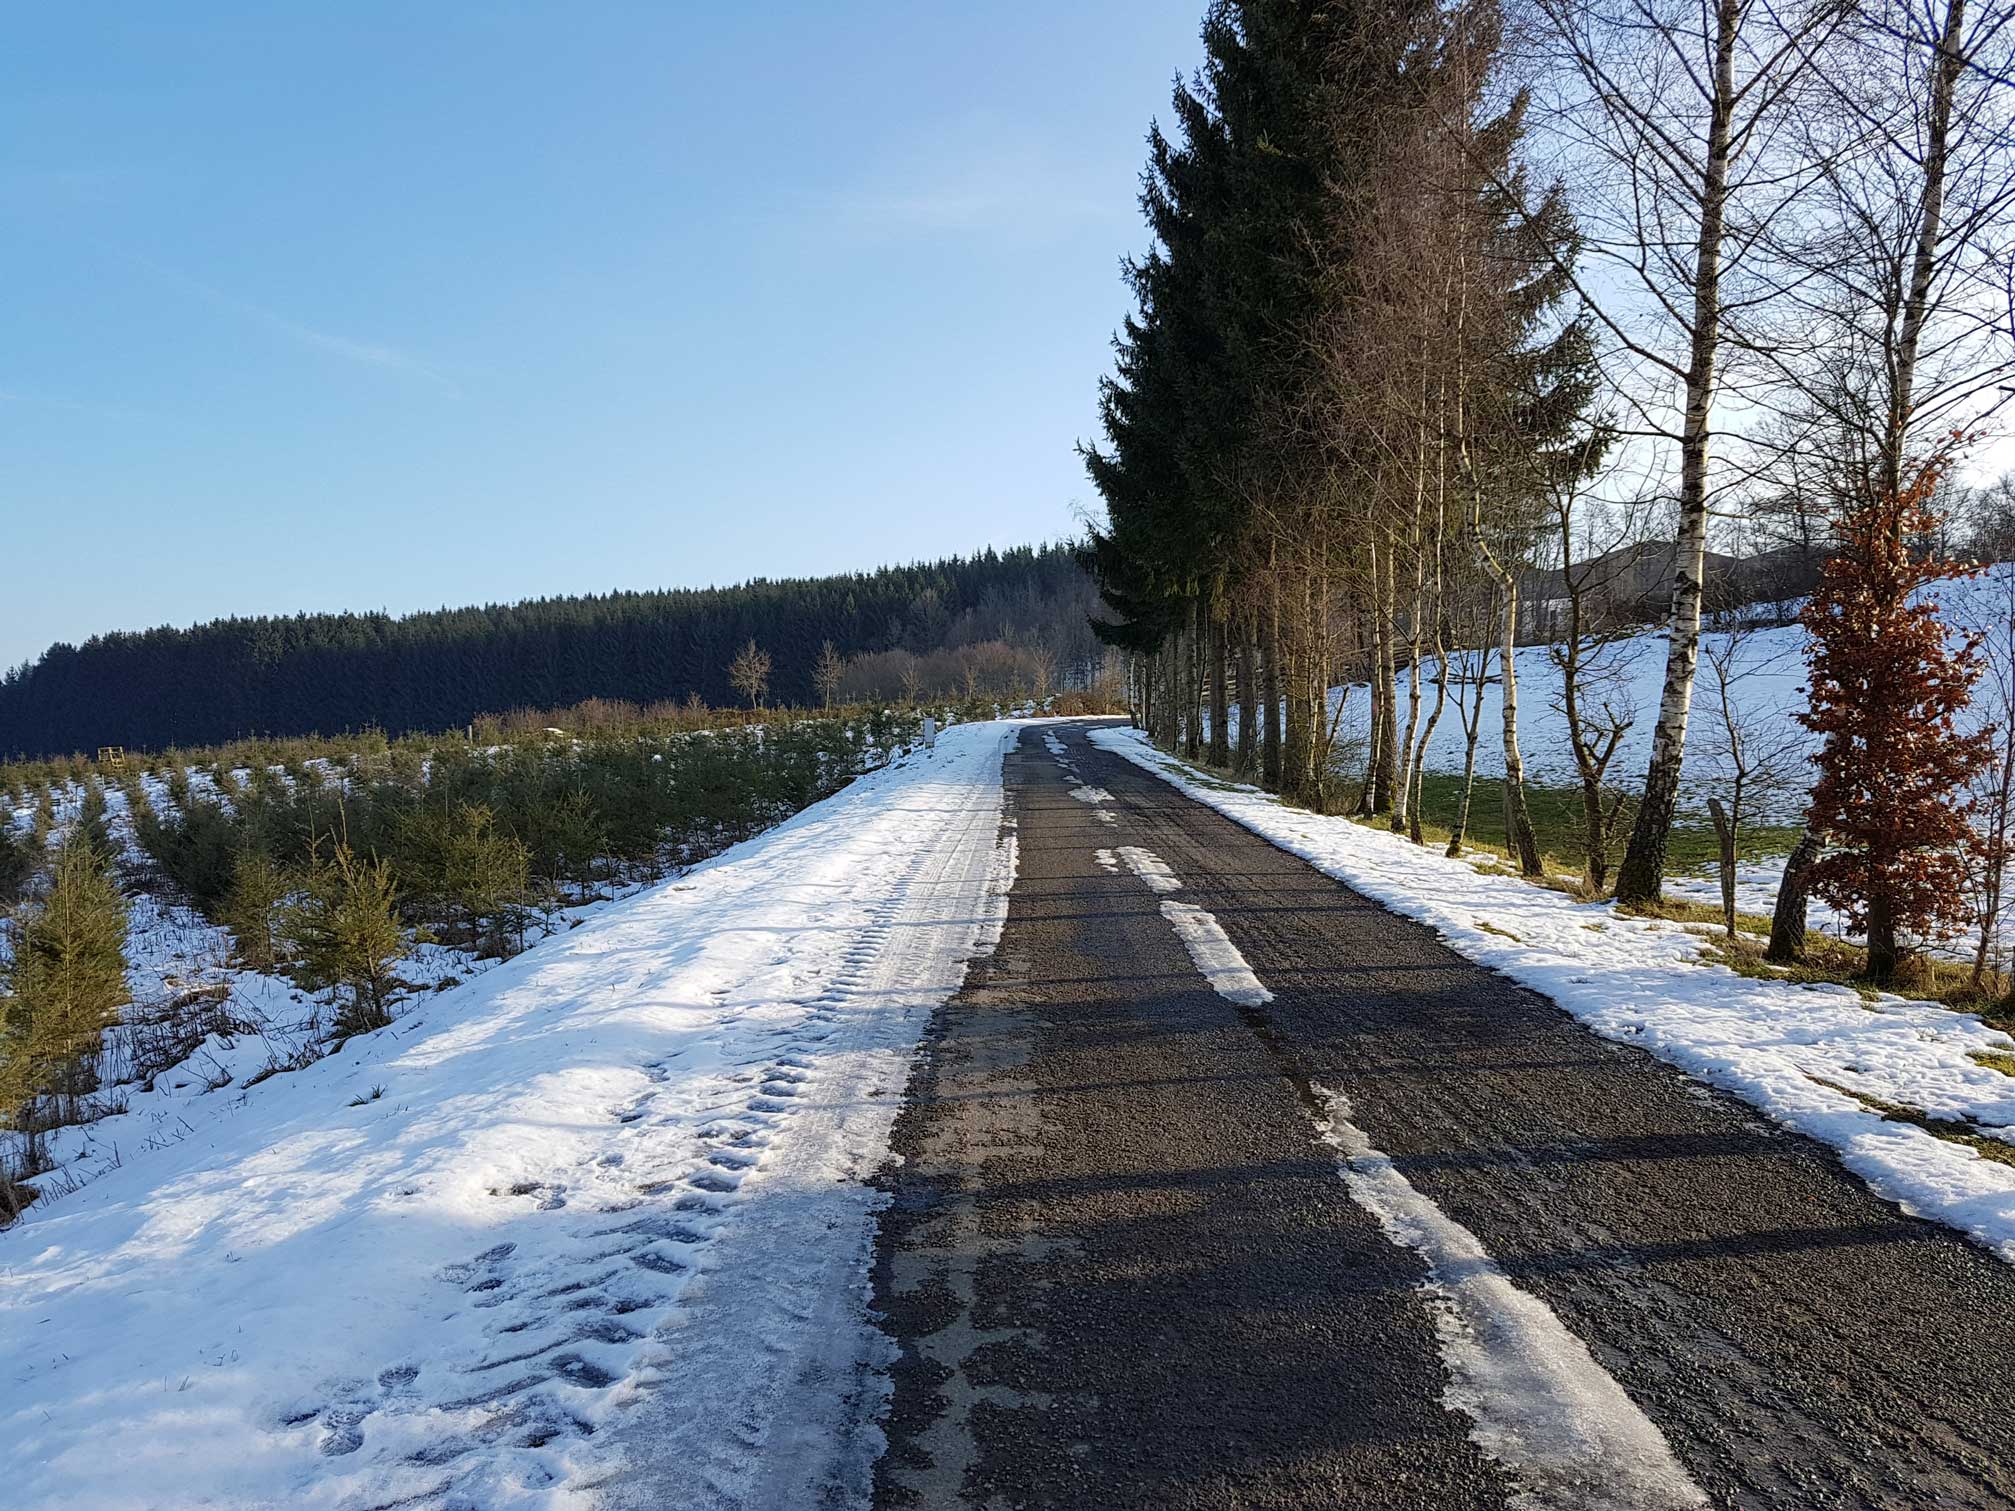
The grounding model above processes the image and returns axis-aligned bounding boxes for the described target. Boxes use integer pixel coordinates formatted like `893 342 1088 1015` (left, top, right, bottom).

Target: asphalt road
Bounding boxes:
869 721 2015 1511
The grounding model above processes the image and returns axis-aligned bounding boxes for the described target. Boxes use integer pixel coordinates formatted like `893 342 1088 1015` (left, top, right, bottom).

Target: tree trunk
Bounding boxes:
1236 623 1258 775
1282 568 1322 808
1208 609 1230 767
1410 640 1449 847
1971 722 2015 989
1868 891 1899 982
1767 826 1823 962
1448 678 1484 859
1363 541 1387 815
1358 662 1384 816
1263 581 1283 792
1884 0 1967 503
1580 776 1610 893
1498 578 1543 876
1707 796 1738 938
1559 634 1612 893
1373 543 1399 814
1394 577 1424 834
1613 0 1738 909
1176 608 1192 757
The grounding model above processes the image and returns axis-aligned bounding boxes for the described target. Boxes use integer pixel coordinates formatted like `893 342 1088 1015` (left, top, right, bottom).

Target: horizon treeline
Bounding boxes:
0 544 1104 759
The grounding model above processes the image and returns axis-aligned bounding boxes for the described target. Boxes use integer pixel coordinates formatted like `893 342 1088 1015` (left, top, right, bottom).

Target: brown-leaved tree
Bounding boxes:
1800 453 1991 979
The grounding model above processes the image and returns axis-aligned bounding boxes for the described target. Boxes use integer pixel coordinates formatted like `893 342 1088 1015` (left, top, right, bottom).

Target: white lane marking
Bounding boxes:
1159 901 1273 1008
1067 784 1114 804
1115 846 1182 894
1314 1088 1711 1511
1106 834 1708 1509
1094 849 1120 873
1095 810 1117 827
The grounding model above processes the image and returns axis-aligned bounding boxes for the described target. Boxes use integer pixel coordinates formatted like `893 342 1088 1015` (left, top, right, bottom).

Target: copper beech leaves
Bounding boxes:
1800 452 1994 966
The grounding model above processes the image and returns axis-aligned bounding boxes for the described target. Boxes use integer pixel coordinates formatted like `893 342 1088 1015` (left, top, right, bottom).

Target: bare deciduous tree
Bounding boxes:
1516 0 1848 905
1766 0 2015 956
812 641 845 711
728 639 771 710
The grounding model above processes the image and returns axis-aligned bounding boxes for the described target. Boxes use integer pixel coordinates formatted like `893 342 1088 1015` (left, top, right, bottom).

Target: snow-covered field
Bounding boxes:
0 722 1021 1511
1317 565 2015 825
1326 613 1808 818
1093 726 2015 1266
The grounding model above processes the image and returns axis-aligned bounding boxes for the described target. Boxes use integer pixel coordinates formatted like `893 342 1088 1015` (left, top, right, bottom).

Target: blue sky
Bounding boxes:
0 3 1203 672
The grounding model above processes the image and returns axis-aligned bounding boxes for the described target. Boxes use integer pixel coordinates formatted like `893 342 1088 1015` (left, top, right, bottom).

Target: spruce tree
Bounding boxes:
442 805 529 957
5 832 131 1134
220 848 289 973
0 824 32 904
0 982 37 1216
30 787 54 850
73 780 113 858
282 843 407 1037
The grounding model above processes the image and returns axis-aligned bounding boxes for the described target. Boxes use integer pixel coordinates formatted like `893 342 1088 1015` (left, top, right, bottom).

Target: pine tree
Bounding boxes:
1801 454 1991 979
282 843 407 1036
0 823 32 904
436 805 530 957
73 780 113 858
0 977 36 1217
4 832 131 1139
516 788 607 896
220 848 289 973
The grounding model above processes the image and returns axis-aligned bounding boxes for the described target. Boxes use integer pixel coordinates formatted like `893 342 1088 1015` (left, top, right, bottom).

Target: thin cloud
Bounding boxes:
811 117 1121 244
0 386 164 424
118 248 463 395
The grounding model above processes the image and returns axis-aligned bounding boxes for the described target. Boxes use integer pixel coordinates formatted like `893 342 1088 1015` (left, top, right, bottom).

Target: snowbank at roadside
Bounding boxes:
0 722 1021 1511
1092 725 2015 1264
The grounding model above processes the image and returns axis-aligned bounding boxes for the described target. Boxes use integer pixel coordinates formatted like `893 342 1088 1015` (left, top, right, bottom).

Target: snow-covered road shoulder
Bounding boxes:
0 722 1022 1511
1090 725 2015 1265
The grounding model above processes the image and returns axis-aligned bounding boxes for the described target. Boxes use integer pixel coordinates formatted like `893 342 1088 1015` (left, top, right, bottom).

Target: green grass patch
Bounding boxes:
1622 896 1777 935
1972 1051 2015 1078
1811 1077 2015 1169
1697 932 2015 1019
1402 770 1803 880
1154 747 1803 887
1698 932 1882 999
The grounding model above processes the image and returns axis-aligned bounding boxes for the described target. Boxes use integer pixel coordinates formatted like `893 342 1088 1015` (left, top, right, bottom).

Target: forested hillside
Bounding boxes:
0 545 1103 757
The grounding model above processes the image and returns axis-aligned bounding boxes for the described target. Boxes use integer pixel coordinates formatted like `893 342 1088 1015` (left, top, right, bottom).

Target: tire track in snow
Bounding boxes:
274 833 1004 1509
599 735 1021 1511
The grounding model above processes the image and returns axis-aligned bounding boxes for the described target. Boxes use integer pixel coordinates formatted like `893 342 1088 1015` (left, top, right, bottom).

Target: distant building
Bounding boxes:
1515 541 1820 644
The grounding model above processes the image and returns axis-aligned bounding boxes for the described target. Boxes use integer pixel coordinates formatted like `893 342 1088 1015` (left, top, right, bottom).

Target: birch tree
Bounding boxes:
1518 0 1848 906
